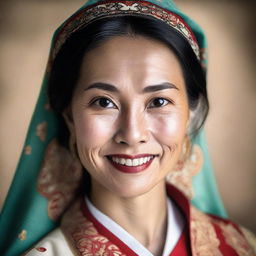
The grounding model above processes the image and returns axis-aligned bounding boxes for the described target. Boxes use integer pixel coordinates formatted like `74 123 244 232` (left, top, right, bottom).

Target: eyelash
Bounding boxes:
90 97 118 109
89 97 173 109
148 98 172 108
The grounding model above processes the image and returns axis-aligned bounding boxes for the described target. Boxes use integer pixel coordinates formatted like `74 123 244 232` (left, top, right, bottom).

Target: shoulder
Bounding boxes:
191 206 256 255
23 228 74 256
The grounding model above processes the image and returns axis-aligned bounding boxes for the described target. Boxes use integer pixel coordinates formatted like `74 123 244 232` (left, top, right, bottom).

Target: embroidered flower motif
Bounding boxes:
50 1 199 63
37 139 83 220
36 121 48 142
240 227 256 253
191 207 222 256
166 144 203 199
217 222 255 256
119 2 139 11
61 200 126 256
18 230 27 241
24 145 32 155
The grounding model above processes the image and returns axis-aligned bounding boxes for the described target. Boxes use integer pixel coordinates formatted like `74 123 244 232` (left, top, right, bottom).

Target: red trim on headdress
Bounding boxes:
51 0 200 62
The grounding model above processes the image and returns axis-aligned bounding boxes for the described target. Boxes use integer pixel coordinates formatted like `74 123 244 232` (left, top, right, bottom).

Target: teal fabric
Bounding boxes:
191 132 227 217
0 1 227 255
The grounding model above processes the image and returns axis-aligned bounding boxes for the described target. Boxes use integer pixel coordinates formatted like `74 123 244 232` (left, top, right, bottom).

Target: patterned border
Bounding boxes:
61 199 128 256
51 0 200 63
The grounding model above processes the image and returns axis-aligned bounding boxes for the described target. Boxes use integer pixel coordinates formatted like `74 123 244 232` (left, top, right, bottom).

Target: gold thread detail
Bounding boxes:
191 207 222 256
36 121 48 142
24 145 32 155
18 230 27 241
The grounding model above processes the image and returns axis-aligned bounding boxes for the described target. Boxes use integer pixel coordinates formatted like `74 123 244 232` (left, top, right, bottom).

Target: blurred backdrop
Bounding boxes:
0 0 255 232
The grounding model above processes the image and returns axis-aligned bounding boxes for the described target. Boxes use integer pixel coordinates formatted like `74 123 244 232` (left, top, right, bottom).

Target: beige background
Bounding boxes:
0 0 255 232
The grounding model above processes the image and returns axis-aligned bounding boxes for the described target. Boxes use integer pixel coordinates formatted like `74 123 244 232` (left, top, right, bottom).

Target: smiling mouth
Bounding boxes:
106 154 157 173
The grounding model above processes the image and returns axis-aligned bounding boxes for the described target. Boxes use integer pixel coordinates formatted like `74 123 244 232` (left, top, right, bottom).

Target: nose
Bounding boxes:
114 109 149 146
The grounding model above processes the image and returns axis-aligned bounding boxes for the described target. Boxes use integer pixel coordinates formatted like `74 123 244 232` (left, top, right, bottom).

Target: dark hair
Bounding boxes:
48 16 209 145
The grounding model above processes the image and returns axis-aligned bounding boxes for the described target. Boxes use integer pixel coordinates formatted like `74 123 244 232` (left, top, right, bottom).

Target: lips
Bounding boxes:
106 154 156 173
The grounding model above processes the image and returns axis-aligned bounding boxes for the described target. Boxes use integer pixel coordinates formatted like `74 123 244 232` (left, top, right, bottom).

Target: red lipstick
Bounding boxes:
107 154 155 174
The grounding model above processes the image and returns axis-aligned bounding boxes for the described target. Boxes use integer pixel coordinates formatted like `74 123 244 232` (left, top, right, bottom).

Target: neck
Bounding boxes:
90 181 168 255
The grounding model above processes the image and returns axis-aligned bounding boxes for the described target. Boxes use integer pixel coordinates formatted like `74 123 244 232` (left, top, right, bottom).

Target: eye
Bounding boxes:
91 97 117 109
148 98 171 108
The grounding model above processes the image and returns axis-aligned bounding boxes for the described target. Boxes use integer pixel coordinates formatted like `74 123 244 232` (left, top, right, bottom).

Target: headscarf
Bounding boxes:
0 1 227 255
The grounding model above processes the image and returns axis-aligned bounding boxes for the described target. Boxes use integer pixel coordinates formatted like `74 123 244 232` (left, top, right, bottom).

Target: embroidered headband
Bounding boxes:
51 0 200 63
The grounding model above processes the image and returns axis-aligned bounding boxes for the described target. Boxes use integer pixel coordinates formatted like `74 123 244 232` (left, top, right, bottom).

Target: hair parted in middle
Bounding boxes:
48 16 209 146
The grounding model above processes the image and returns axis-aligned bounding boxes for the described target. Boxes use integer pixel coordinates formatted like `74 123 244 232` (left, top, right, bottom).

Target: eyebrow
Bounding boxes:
84 82 178 93
84 82 119 92
143 82 178 92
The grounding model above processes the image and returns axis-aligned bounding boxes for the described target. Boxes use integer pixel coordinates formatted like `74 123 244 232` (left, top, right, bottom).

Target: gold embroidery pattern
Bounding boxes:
191 207 222 256
166 144 203 199
217 222 255 256
18 230 27 241
24 145 32 155
240 226 256 253
50 1 199 63
37 139 83 220
36 121 48 141
61 200 126 256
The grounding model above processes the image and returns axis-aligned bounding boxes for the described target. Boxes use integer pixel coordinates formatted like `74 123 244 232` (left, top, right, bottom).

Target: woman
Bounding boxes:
0 0 255 255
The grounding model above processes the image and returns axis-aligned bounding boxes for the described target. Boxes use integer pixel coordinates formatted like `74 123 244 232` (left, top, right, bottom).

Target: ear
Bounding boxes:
187 109 195 134
63 107 78 156
62 107 75 134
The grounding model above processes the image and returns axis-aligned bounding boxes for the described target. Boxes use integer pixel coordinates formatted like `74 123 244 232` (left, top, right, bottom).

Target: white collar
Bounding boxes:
85 196 184 256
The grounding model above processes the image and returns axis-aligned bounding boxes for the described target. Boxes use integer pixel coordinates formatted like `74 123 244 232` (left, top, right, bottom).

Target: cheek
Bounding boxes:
73 113 117 151
150 111 187 145
150 111 188 174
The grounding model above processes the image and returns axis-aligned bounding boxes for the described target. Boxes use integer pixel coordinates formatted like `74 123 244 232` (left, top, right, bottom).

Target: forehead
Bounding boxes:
78 36 185 91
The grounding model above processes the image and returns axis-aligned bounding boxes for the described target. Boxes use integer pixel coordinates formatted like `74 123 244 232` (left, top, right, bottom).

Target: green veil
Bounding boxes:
0 1 227 255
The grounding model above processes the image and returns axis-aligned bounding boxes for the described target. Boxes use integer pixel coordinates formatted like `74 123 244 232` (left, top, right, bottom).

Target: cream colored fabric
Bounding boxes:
25 197 184 256
24 228 73 256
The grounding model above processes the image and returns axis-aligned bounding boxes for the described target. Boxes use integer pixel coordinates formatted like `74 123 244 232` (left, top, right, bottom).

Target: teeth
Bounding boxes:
111 156 154 166
133 159 139 166
126 159 132 166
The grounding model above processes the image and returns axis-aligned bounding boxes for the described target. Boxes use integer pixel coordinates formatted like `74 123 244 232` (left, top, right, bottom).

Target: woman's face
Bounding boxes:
67 36 189 198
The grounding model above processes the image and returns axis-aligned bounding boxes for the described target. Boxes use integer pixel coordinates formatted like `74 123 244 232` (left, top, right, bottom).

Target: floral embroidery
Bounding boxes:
50 0 199 64
36 121 48 142
190 207 222 256
61 200 126 256
18 230 27 241
216 222 255 256
59 186 256 255
24 145 32 155
37 139 83 220
240 226 256 253
166 144 203 199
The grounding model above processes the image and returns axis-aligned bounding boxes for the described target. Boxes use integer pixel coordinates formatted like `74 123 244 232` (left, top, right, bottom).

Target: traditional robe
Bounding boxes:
25 184 256 255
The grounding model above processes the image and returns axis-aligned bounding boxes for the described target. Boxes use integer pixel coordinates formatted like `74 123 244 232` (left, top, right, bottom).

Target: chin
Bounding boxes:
113 184 152 198
104 173 163 199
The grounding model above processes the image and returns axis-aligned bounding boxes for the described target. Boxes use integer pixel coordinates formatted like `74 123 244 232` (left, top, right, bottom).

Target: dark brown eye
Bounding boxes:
92 97 117 108
148 98 169 108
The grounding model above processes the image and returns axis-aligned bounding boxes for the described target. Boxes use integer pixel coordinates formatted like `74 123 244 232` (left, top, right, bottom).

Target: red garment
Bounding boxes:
60 184 256 255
